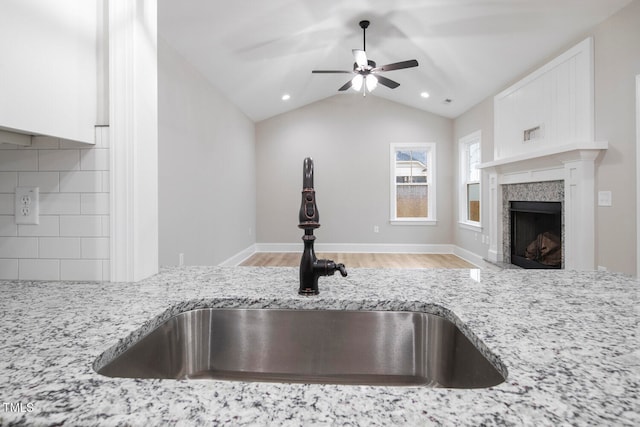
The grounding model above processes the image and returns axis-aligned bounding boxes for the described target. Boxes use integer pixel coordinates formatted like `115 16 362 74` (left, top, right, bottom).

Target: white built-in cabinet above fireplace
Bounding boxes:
493 37 596 162
480 37 607 271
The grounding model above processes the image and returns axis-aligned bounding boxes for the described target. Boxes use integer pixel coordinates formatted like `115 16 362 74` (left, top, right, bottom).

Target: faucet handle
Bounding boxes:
322 260 348 277
335 263 347 277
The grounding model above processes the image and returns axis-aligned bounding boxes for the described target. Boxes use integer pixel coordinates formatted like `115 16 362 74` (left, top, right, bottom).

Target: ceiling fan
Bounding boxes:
312 20 419 94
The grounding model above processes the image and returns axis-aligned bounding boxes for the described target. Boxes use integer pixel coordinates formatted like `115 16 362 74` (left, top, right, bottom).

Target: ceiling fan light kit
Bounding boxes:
352 74 364 91
312 20 419 96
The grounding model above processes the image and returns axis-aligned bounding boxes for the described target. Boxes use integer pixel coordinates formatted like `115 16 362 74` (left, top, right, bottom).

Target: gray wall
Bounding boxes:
158 38 256 266
592 0 639 275
256 94 453 246
453 0 640 275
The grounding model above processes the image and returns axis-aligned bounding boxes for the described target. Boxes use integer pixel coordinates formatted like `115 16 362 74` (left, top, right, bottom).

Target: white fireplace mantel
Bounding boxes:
478 141 607 270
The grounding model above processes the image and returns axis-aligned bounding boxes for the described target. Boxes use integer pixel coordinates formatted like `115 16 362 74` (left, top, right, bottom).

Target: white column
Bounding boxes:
487 169 502 263
563 151 598 270
109 0 158 282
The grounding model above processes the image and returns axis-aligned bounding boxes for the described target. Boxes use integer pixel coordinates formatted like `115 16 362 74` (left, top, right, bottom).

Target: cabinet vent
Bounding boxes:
523 125 542 142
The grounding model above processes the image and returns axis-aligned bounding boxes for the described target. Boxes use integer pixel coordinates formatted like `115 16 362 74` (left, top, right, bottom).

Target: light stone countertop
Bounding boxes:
0 266 638 426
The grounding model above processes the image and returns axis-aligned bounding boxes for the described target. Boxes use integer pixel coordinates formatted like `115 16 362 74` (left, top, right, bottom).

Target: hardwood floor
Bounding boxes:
240 252 475 269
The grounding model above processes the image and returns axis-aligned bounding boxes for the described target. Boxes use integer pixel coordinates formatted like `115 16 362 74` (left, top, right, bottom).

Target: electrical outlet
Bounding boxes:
373 225 379 233
15 187 39 225
598 191 612 207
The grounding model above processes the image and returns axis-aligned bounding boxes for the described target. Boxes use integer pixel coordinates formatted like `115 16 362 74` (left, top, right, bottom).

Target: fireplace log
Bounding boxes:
524 232 561 266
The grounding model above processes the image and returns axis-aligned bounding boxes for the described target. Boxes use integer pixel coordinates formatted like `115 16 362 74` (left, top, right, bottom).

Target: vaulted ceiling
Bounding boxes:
158 0 631 122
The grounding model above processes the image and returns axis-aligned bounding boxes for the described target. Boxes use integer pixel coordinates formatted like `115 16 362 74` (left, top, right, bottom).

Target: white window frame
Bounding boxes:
389 142 436 225
458 131 482 231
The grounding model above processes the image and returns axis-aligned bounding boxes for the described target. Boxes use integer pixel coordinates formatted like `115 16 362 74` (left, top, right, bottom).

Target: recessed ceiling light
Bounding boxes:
420 92 430 99
281 94 291 101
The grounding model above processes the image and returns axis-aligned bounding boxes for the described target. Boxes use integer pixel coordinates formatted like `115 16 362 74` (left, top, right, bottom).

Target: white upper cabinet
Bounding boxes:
494 38 594 161
0 0 102 145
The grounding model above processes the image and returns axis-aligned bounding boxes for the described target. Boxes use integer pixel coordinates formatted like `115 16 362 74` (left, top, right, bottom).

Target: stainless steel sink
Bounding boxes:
96 309 505 388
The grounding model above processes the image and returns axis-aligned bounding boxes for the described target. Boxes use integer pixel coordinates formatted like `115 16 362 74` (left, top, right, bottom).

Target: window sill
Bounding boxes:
390 219 437 226
458 221 483 232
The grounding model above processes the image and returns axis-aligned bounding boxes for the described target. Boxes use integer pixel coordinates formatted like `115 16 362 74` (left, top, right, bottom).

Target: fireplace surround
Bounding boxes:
479 143 607 271
502 181 564 267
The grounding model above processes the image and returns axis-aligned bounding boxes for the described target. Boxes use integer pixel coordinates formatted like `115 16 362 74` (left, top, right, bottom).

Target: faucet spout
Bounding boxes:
298 157 347 295
303 157 314 189
299 157 320 229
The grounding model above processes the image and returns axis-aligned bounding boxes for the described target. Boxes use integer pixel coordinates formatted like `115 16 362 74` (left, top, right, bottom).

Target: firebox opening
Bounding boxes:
510 201 562 269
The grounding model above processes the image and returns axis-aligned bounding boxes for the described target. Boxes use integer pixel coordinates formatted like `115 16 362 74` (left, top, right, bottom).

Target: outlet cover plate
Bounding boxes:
598 190 612 207
15 187 39 225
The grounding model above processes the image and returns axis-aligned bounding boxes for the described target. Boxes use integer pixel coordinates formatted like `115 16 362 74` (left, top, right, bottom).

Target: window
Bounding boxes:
459 131 481 228
390 143 436 224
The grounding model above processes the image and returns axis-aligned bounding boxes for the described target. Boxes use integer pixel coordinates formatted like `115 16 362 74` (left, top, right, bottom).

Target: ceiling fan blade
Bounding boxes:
372 59 419 72
376 75 401 89
312 70 353 74
338 80 353 91
352 49 368 68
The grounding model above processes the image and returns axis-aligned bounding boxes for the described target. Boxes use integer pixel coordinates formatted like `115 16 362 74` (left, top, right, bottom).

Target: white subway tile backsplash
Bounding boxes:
60 215 102 236
40 193 81 215
0 194 14 215
81 237 109 259
81 193 109 215
101 171 110 192
29 136 60 149
40 237 81 259
101 215 110 237
59 139 91 149
102 260 110 281
0 215 17 237
38 149 80 171
0 237 38 258
0 150 38 171
18 171 59 192
1 132 109 281
0 194 13 214
18 216 60 237
0 259 18 280
60 259 102 281
0 172 18 192
80 149 109 171
59 171 102 193
19 259 59 280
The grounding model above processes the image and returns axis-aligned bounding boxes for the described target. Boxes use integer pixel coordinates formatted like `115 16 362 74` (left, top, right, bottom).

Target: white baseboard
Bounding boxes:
218 244 257 266
224 242 486 268
452 246 484 268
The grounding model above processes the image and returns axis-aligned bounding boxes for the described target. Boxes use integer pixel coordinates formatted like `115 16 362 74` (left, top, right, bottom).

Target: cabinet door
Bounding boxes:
0 0 98 144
